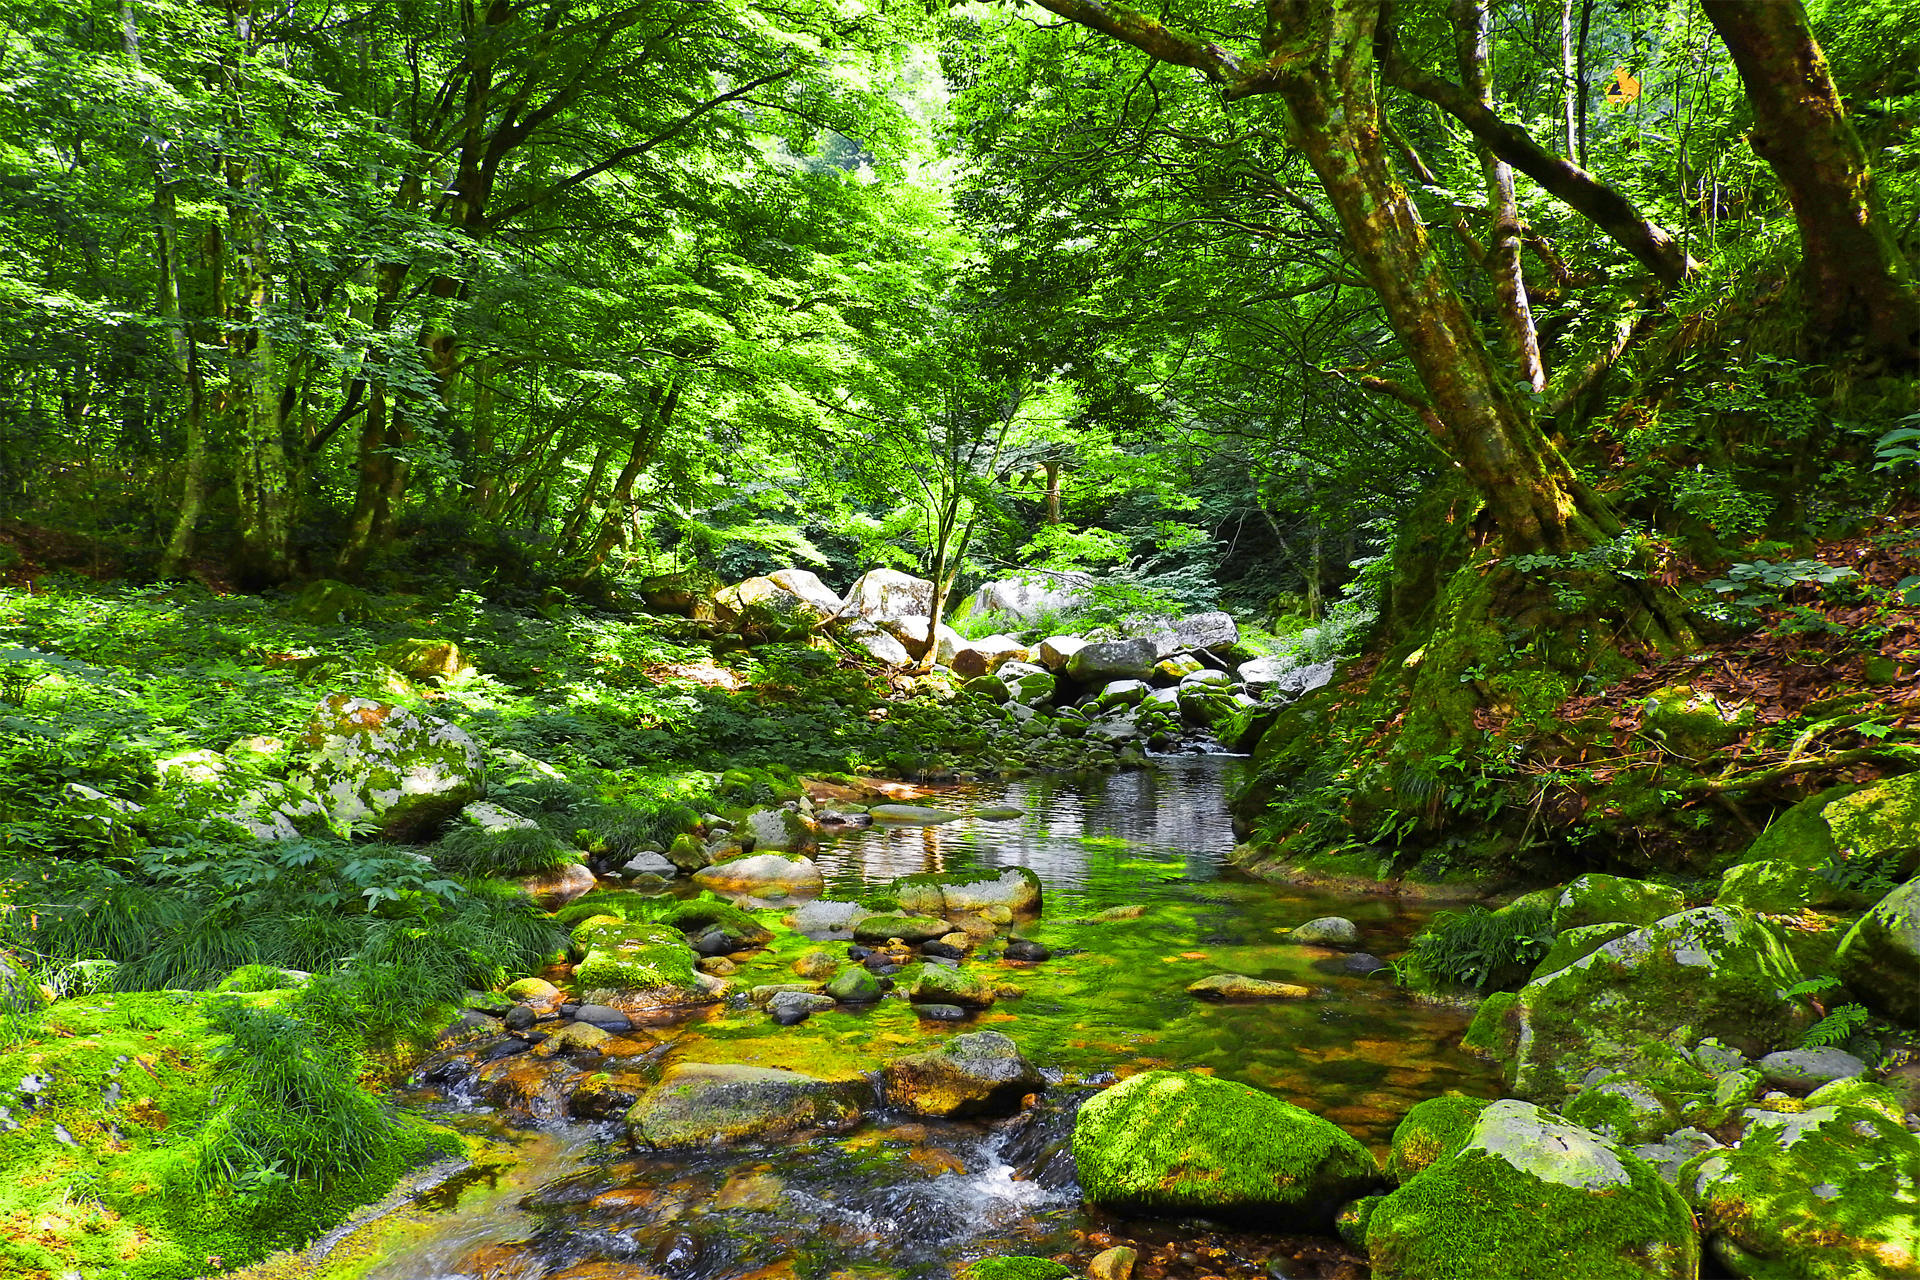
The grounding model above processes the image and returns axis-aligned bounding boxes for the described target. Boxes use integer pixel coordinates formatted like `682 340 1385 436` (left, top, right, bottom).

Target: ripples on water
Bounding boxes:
358 758 1498 1280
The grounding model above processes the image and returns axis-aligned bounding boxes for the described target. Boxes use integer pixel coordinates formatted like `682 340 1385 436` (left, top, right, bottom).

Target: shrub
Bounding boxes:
432 824 578 878
1396 904 1556 993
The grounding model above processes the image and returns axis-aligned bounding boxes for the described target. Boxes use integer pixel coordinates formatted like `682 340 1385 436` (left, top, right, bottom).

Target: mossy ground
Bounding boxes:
0 991 454 1280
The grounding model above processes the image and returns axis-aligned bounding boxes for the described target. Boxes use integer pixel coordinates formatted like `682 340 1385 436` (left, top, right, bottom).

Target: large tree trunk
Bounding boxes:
1701 0 1920 367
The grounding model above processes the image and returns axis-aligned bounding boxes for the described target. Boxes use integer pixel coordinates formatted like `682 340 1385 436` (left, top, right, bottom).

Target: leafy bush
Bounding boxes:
433 824 578 878
1396 904 1556 992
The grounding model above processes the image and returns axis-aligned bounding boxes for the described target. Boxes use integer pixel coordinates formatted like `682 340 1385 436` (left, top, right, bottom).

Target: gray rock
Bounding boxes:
788 901 874 938
846 568 934 624
1067 638 1158 683
1095 679 1151 710
768 990 837 1024
951 635 1028 678
1178 668 1233 688
914 1003 970 1021
1691 1038 1747 1074
1173 611 1238 653
572 1003 635 1032
1036 636 1087 670
1835 873 1920 1023
766 568 845 618
1757 1047 1867 1092
968 575 1089 623
299 694 486 840
869 804 962 824
1630 1127 1723 1187
622 851 676 878
841 618 912 667
1287 916 1361 948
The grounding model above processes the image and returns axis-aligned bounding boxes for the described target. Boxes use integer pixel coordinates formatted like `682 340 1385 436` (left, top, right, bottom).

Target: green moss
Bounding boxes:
964 1259 1073 1280
906 964 995 1009
1461 991 1518 1060
216 964 300 993
1562 1073 1679 1144
1531 922 1638 979
1336 1195 1382 1251
1713 859 1838 913
1551 874 1685 932
1071 1070 1379 1223
1367 1124 1697 1280
1641 684 1754 757
570 920 706 1000
0 990 455 1280
1385 1095 1490 1183
1738 782 1860 871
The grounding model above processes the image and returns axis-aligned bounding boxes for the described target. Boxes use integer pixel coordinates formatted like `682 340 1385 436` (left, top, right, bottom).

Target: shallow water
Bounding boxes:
359 758 1498 1280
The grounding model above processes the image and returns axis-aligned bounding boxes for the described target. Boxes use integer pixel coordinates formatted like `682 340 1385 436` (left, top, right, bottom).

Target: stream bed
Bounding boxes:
343 758 1500 1280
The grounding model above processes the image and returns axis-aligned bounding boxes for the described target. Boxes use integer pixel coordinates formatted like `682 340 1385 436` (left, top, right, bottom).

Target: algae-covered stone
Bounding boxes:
572 919 718 1011
1682 1101 1920 1279
739 806 820 854
906 964 995 1009
1368 1101 1697 1280
880 1030 1042 1118
693 853 824 899
852 914 952 945
824 967 882 1004
1532 921 1640 979
868 804 963 825
1187 974 1311 1001
1067 639 1158 684
890 867 1042 917
964 1259 1073 1280
1384 1095 1491 1183
1286 916 1361 948
1502 906 1814 1101
1833 874 1920 1022
1802 1076 1906 1123
1739 774 1920 882
299 694 485 840
1073 1070 1378 1222
625 1063 866 1149
713 576 835 640
1756 1047 1866 1092
1715 859 1844 913
1551 873 1686 933
1462 990 1520 1061
373 637 474 684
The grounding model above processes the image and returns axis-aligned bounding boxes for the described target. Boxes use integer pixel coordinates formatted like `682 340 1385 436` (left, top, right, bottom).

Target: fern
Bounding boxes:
1799 1003 1870 1049
1783 974 1843 999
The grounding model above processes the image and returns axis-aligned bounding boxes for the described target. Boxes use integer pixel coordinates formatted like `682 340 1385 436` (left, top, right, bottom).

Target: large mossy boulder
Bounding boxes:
1738 774 1920 879
853 914 953 944
1642 684 1755 758
571 919 719 1011
1071 1070 1379 1224
766 568 845 618
154 749 331 842
906 963 996 1009
1384 1095 1491 1183
1365 1100 1698 1280
1500 907 1814 1101
1681 1101 1920 1279
880 1030 1043 1118
891 867 1042 917
625 1064 867 1149
1552 873 1687 933
299 694 485 840
1833 874 1920 1023
1714 859 1845 913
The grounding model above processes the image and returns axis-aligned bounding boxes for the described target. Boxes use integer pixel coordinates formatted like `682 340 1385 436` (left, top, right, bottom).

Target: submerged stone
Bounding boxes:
625 1064 867 1149
1186 973 1311 1001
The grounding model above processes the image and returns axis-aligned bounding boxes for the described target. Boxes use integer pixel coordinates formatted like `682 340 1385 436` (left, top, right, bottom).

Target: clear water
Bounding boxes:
350 758 1499 1280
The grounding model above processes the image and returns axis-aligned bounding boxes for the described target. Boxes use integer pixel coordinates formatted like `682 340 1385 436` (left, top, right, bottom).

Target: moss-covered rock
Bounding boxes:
1739 775 1920 884
372 637 475 683
1562 1072 1680 1145
906 963 996 1009
1336 1195 1383 1251
1833 873 1920 1023
1532 921 1641 980
880 1030 1042 1118
1501 907 1814 1101
1681 1101 1920 1279
1551 873 1686 933
1714 859 1844 913
1642 684 1754 757
1366 1100 1698 1280
824 966 882 1003
739 805 820 854
571 919 718 1011
713 577 835 641
963 1258 1073 1280
625 1063 866 1149
891 867 1042 917
852 914 953 944
299 694 486 840
1071 1070 1379 1223
1462 990 1519 1060
692 852 824 899
1384 1095 1490 1183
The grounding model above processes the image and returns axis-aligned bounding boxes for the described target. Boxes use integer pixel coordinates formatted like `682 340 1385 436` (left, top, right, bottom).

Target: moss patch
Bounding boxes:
1384 1095 1491 1183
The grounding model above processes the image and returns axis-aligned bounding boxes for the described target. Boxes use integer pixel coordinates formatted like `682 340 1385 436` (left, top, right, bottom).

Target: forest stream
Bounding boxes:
336 758 1497 1280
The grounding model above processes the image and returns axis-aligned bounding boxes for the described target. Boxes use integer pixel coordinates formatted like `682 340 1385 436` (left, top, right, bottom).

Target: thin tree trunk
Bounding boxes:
1559 0 1578 157
572 383 677 582
1701 0 1920 366
1453 0 1546 391
556 436 618 555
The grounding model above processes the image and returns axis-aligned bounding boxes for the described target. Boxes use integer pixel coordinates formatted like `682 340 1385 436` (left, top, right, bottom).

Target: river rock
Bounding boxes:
1561 1071 1680 1144
1036 636 1087 670
1682 1100 1920 1279
713 576 834 641
1005 670 1056 706
1187 973 1312 1000
1095 679 1150 711
572 1004 635 1032
766 568 845 618
626 1064 867 1149
1179 667 1233 688
847 568 935 624
907 963 996 1008
741 806 819 853
299 694 486 840
693 853 824 899
1552 873 1686 932
519 862 596 910
1756 1046 1866 1092
868 803 962 824
891 867 1042 917
841 618 913 666
572 919 720 1012
1067 638 1158 683
1531 921 1640 979
951 636 1028 678
1834 873 1920 1022
881 1030 1043 1118
1073 1070 1378 1222
825 966 882 1003
637 567 721 618
768 990 836 1025
969 575 1088 623
1174 611 1238 653
789 900 873 937
1003 938 1050 961
915 1003 969 1021
1365 1100 1697 1280
1286 916 1361 948
1176 681 1238 727
1493 906 1814 1101
1154 655 1203 682
1714 859 1844 913
853 914 953 944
